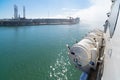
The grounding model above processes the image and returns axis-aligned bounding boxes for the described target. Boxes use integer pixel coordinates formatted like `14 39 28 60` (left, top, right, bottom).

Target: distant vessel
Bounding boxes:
0 5 80 26
0 17 80 26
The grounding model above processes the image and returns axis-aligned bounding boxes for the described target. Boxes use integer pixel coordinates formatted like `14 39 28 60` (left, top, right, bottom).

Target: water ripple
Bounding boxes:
49 49 71 80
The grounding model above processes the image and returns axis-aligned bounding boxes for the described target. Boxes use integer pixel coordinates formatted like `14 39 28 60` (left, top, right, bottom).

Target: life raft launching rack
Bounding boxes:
67 29 106 80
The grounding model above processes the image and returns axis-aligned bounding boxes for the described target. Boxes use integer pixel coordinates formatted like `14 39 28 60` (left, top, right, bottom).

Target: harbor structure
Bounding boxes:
23 6 26 19
14 5 18 19
0 5 80 26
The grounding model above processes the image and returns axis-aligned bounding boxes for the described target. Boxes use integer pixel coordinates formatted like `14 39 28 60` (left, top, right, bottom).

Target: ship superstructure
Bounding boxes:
67 0 120 80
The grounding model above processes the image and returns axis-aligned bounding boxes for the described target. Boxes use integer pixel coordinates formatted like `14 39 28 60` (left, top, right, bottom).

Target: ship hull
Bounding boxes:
0 18 80 26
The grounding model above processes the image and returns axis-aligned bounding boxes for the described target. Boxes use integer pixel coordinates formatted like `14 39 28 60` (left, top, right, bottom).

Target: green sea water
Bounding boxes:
0 24 90 80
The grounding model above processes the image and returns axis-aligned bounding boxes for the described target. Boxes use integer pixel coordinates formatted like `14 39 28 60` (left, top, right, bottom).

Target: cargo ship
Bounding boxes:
0 5 80 26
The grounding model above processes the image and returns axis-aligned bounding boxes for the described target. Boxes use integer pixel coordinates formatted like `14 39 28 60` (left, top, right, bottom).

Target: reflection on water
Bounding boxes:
49 49 70 80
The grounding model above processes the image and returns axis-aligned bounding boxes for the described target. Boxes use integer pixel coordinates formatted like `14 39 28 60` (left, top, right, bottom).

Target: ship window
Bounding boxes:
109 2 120 38
71 52 75 55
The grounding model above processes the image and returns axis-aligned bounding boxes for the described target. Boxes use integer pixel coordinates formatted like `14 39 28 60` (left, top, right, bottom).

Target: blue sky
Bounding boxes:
0 0 91 19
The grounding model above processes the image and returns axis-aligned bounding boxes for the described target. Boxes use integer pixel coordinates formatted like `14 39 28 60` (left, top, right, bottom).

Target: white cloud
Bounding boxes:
75 0 111 28
54 0 112 29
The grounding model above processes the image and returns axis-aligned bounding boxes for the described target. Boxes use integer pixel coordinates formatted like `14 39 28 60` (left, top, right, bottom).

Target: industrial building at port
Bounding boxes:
0 5 80 26
14 5 26 19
